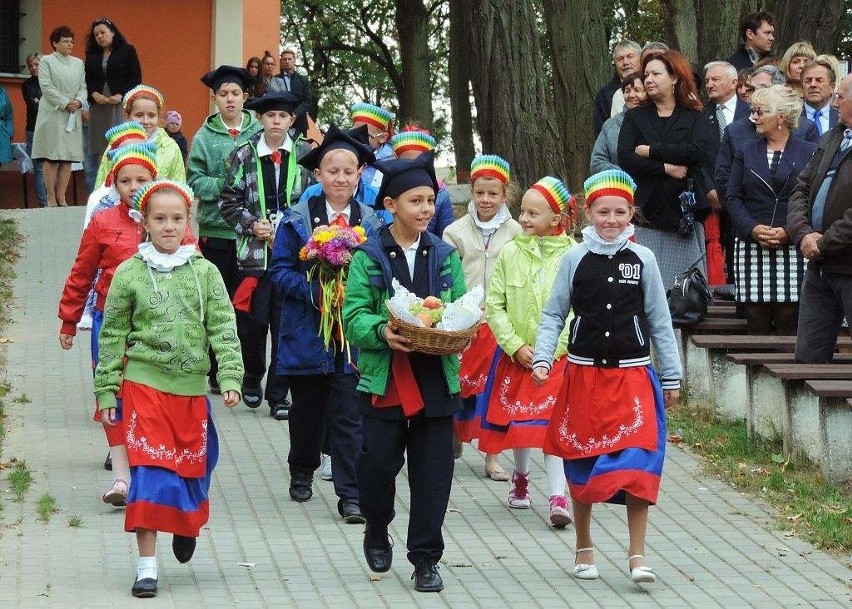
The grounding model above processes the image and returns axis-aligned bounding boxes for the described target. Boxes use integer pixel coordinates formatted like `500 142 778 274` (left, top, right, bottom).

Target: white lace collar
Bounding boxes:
467 201 511 232
581 224 635 255
138 242 196 272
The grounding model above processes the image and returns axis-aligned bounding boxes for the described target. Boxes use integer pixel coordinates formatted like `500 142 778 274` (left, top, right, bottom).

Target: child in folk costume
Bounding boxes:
94 180 243 599
479 177 576 527
532 170 681 583
442 154 520 481
95 84 185 186
342 153 467 593
60 145 197 502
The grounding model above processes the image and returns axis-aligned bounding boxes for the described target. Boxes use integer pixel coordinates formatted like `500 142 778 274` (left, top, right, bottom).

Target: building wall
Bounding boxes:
242 0 280 66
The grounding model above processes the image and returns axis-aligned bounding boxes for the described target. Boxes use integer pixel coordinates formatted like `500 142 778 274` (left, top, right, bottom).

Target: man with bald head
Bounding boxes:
787 73 852 363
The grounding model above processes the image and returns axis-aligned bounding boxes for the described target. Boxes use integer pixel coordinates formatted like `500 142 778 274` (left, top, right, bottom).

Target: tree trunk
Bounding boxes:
395 0 434 129
542 0 610 192
467 0 565 202
659 0 698 61
660 0 752 67
448 0 475 182
770 0 846 56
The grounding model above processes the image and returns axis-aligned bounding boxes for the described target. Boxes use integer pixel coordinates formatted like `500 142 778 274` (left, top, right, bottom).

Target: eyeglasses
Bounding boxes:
750 107 769 117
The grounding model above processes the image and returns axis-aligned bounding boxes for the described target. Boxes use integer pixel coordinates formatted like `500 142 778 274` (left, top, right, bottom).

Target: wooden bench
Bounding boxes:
705 305 738 319
786 380 852 482
683 335 852 419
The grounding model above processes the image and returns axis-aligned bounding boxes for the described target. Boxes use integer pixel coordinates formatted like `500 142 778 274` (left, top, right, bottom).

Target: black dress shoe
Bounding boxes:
338 498 366 524
104 452 112 471
269 400 290 420
131 577 158 598
363 524 392 573
289 469 313 502
412 559 443 592
172 534 197 563
242 385 263 408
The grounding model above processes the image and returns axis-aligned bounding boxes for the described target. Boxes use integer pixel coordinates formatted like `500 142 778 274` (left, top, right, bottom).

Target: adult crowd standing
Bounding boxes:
43 7 851 601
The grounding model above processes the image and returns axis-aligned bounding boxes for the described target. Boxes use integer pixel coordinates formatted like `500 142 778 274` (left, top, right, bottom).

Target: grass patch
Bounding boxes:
667 406 852 553
0 216 22 459
11 394 29 404
67 514 83 528
8 460 32 502
36 494 58 522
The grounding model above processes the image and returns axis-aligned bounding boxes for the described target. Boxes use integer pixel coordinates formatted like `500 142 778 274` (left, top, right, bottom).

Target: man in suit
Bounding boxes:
787 74 852 363
801 58 839 137
593 40 641 136
727 11 775 71
278 48 312 137
704 61 750 285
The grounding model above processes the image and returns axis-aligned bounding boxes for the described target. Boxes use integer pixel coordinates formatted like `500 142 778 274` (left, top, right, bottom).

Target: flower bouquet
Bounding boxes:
299 224 367 350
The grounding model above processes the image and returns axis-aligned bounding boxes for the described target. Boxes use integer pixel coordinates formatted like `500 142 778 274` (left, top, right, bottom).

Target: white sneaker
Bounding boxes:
320 454 333 481
507 471 531 508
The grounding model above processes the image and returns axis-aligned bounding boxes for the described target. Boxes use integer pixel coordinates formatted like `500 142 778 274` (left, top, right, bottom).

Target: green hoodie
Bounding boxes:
187 111 261 239
94 253 244 410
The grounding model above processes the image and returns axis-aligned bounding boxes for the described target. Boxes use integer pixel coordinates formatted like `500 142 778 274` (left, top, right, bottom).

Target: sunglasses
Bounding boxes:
750 107 769 117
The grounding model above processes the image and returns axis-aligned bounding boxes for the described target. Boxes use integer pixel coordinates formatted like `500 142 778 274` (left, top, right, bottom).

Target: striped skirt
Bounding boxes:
122 380 218 537
733 238 805 303
544 365 666 505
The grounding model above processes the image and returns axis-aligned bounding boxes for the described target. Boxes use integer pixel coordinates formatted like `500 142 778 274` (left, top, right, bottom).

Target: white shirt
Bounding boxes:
402 236 421 280
610 89 625 117
257 133 294 187
325 202 351 226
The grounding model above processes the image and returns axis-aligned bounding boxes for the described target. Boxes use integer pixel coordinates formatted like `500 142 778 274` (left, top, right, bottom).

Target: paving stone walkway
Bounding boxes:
0 207 849 607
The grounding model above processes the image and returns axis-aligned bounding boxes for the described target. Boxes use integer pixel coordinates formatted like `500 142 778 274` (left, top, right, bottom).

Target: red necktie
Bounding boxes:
228 128 239 138
270 150 282 165
331 213 348 228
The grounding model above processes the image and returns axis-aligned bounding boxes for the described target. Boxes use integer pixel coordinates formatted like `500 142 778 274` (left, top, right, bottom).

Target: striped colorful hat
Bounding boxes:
470 154 510 185
583 169 636 206
105 143 157 187
390 129 436 156
122 84 165 114
105 121 147 151
350 102 395 132
131 179 194 215
530 176 572 214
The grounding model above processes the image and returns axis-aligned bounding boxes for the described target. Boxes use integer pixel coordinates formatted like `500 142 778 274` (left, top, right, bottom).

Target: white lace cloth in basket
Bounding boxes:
387 279 483 331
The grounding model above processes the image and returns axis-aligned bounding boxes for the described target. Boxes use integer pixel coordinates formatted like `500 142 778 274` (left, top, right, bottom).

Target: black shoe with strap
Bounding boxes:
412 559 443 592
242 384 263 408
269 399 290 420
338 498 366 524
363 523 392 573
131 577 158 598
289 469 313 502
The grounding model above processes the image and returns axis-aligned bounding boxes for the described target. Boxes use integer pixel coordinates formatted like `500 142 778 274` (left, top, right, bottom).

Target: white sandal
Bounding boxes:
102 478 128 506
628 554 656 583
573 547 599 580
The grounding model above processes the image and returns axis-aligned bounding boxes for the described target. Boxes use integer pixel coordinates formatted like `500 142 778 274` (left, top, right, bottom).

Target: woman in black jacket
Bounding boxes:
85 18 142 156
618 50 716 288
726 85 816 334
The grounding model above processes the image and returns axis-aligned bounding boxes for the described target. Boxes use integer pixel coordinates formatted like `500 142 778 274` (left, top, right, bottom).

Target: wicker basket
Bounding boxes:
386 304 481 355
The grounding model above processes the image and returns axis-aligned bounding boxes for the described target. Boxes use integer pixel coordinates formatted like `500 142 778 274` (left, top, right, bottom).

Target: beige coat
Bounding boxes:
442 211 521 293
31 52 86 162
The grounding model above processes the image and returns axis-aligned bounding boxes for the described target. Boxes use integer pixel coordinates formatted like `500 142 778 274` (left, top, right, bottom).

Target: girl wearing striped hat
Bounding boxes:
93 180 242 598
533 169 681 584
479 175 576 527
351 101 395 188
59 147 197 510
443 154 520 481
85 121 147 226
94 84 186 186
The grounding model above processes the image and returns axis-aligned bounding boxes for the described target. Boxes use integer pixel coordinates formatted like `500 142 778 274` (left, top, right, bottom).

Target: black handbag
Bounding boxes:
667 256 713 327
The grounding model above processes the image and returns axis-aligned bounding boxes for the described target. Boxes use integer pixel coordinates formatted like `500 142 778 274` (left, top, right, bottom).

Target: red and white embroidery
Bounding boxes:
558 396 644 455
459 373 488 389
498 377 556 417
126 411 208 466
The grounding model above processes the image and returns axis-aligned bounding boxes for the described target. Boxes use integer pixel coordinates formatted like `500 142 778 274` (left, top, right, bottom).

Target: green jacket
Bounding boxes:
486 233 574 359
187 111 261 239
342 230 467 397
95 128 186 187
94 253 243 410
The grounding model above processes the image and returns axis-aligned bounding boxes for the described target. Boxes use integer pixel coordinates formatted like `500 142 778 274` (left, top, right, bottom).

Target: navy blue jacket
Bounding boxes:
715 116 819 203
726 136 816 240
593 75 621 137
268 196 384 375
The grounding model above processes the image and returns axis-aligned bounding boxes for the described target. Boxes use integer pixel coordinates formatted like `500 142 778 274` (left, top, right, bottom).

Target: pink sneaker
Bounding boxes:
549 495 572 528
508 471 531 508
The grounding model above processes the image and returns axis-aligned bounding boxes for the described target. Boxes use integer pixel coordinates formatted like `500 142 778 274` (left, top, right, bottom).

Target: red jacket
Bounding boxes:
58 204 196 336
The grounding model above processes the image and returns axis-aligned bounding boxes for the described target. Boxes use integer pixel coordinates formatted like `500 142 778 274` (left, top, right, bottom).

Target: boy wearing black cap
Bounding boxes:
219 91 303 419
342 153 467 593
188 65 261 395
268 124 382 523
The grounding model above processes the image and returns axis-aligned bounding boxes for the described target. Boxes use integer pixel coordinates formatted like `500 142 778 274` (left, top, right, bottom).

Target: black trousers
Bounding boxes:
794 266 852 363
199 237 241 386
287 367 361 500
357 411 455 565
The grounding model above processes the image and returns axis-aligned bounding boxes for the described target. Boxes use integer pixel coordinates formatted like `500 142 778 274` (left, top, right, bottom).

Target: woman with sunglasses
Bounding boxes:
725 84 816 333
